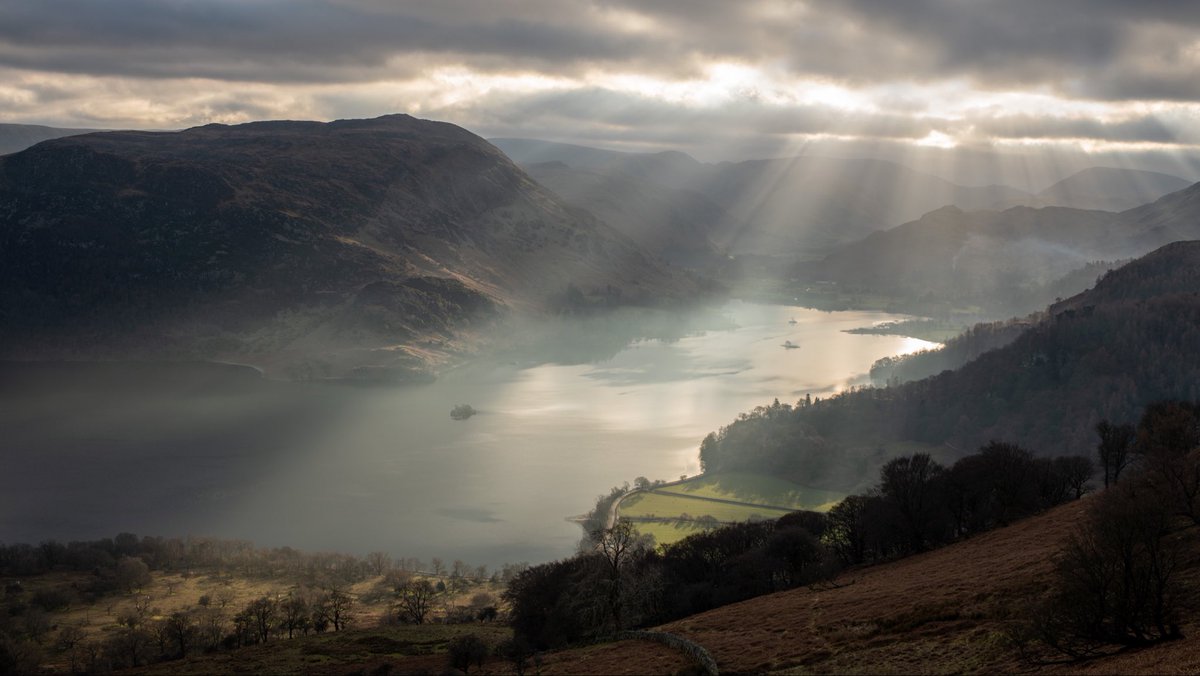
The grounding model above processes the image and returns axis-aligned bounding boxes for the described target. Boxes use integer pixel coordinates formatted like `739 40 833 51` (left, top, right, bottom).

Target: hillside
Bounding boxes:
0 115 686 376
702 241 1200 491
0 122 94 156
532 498 1200 674
1037 166 1191 212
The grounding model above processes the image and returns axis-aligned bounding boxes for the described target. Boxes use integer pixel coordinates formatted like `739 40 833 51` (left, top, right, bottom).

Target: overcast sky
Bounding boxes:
3 0 1200 173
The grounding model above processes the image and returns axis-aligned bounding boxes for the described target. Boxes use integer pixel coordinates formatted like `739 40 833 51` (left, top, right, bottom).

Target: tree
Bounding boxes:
56 625 87 673
1030 480 1182 656
447 633 489 674
365 551 392 576
1055 455 1095 500
163 610 197 659
591 518 649 631
878 453 947 552
394 579 438 624
1134 401 1200 525
320 588 353 632
115 556 152 594
431 557 445 576
280 594 310 639
243 596 276 644
1096 421 1136 487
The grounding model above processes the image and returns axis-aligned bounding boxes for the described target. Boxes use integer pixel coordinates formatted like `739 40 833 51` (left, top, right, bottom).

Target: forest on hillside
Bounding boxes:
701 243 1200 488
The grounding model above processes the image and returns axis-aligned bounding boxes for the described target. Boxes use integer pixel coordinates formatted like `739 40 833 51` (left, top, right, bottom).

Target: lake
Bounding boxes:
0 302 936 567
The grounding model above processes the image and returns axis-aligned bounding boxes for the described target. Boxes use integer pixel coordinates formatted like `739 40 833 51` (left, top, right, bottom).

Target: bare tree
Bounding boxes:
1096 421 1135 487
366 551 392 576
590 518 651 631
394 579 438 624
163 610 197 658
280 594 310 639
324 587 354 631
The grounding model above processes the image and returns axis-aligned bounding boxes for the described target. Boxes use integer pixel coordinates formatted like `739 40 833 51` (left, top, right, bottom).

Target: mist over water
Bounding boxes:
0 302 935 566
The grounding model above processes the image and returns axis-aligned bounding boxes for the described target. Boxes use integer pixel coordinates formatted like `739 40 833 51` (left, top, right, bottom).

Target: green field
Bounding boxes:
617 472 844 547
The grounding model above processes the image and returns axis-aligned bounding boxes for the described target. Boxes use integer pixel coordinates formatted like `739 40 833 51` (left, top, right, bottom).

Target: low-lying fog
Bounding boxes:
0 301 936 566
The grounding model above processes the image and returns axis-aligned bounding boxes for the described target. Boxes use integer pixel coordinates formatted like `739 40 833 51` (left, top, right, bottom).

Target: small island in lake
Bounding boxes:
450 404 477 420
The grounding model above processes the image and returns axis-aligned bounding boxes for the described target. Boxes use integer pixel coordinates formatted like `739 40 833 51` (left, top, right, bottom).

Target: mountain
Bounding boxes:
0 122 94 155
1037 166 1191 212
0 115 686 376
804 204 1125 312
1119 179 1200 251
522 161 729 266
801 174 1200 314
493 138 1033 260
701 241 1200 490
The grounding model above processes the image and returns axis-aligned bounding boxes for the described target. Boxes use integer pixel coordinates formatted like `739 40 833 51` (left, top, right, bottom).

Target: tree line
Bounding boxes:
505 440 1094 650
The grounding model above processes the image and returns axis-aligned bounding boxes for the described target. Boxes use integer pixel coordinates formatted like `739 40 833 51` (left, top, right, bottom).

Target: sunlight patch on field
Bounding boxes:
617 472 844 547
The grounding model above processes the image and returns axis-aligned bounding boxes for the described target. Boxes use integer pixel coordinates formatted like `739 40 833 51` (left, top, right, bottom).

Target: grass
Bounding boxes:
617 472 845 547
620 491 792 523
11 567 505 674
130 623 513 675
661 471 842 510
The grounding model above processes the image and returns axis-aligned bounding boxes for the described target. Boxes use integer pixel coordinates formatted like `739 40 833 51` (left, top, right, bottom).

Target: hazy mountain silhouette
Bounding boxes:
803 176 1200 312
0 122 95 156
1035 166 1190 212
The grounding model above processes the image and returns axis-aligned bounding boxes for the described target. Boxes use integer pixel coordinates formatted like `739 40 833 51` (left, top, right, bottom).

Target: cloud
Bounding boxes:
0 1 1199 157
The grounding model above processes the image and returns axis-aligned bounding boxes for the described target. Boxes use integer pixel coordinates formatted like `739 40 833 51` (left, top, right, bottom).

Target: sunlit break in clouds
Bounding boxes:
0 0 1198 176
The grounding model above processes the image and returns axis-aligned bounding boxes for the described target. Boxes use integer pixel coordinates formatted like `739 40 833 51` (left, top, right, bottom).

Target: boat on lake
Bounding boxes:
781 340 800 349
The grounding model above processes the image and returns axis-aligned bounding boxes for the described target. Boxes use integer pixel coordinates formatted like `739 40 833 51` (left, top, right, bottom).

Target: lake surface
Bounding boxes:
0 302 936 567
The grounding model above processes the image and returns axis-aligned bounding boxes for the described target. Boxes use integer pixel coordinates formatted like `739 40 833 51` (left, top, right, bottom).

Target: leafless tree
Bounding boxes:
394 579 438 624
366 551 392 576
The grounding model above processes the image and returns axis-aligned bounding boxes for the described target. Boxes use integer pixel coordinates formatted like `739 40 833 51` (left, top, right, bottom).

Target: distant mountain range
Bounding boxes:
0 123 94 156
0 116 688 376
802 177 1200 313
492 138 1192 262
1034 166 1192 212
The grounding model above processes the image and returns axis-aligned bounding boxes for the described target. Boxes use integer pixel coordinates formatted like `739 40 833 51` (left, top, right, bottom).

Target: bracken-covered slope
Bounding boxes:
534 497 1200 675
0 115 684 375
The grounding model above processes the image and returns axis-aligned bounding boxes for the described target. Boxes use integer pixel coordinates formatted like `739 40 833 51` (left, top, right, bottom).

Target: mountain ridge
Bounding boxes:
0 115 688 376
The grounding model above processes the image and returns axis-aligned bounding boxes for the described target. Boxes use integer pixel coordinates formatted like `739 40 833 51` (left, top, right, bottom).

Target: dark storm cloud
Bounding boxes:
2 0 1198 101
0 0 687 82
797 0 1200 99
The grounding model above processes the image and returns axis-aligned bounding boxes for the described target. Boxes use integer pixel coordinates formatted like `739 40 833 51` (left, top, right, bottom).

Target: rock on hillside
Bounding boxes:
0 115 686 375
